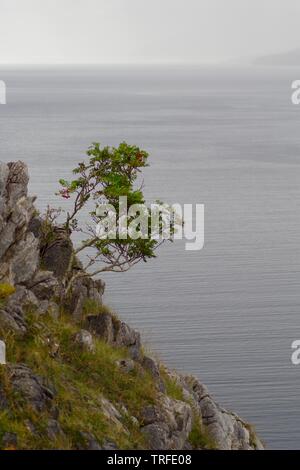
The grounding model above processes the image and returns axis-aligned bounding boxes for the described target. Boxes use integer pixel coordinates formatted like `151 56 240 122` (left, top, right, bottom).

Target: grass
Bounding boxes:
0 306 219 450
0 312 157 449
188 415 216 449
159 366 184 401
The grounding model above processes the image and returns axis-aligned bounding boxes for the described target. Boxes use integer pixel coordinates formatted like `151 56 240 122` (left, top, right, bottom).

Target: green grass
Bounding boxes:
0 313 157 449
188 416 216 450
159 367 184 401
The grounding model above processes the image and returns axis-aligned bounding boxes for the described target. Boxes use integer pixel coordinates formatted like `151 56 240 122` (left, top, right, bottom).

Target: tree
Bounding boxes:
56 142 178 292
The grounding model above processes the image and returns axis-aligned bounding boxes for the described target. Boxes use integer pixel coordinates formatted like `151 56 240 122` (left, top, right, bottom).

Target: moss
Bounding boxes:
0 313 157 449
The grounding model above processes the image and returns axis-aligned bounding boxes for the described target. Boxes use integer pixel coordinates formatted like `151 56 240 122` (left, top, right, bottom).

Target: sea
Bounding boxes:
0 64 300 449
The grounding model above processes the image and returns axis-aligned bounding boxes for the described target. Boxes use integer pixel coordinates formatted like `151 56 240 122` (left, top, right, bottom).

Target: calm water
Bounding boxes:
0 65 300 449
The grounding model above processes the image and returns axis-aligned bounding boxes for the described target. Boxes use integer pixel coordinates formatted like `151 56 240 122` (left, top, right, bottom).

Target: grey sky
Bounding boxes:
1 0 300 64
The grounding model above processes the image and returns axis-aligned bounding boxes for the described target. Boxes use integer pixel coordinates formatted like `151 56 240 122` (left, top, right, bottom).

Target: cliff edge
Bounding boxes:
0 161 264 450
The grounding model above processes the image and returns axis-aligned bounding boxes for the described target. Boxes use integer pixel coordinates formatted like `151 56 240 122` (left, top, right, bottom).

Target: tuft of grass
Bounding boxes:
82 298 102 316
188 416 216 449
244 422 262 449
159 367 184 401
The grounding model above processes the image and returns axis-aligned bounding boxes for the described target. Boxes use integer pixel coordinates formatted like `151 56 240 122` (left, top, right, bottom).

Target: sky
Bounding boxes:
1 0 300 64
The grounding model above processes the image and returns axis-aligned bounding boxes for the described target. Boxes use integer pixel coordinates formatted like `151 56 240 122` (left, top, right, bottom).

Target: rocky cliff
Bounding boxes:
0 161 264 450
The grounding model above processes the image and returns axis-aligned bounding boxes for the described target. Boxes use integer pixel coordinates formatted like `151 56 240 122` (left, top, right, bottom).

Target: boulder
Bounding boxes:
70 276 105 319
40 227 73 279
0 306 27 336
86 314 114 343
116 359 135 373
28 270 60 301
141 395 192 450
74 330 95 352
114 321 142 361
86 313 142 361
46 419 65 441
142 356 160 379
8 364 55 412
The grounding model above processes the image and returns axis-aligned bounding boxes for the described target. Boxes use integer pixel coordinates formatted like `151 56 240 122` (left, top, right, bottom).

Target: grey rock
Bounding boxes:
141 396 192 450
142 356 160 379
114 322 142 361
8 364 55 412
101 440 118 450
141 423 170 450
29 270 59 301
10 233 39 284
77 431 102 450
7 285 39 310
0 307 27 336
180 373 264 450
28 216 42 239
86 313 142 360
157 379 166 394
0 162 39 285
86 314 114 343
37 300 59 319
141 405 162 425
74 330 95 352
116 358 135 373
6 161 29 202
46 419 64 440
40 228 73 279
70 276 104 319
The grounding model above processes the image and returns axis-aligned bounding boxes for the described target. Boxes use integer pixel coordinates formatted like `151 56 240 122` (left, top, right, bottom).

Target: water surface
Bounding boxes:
0 65 299 449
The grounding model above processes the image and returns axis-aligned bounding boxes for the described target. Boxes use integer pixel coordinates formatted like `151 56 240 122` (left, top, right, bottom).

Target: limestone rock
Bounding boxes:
0 306 27 336
0 162 39 285
8 364 55 412
28 270 60 301
86 313 142 361
141 395 192 450
74 329 95 352
142 356 160 379
180 374 264 450
116 358 135 373
40 227 73 279
86 313 114 343
46 419 65 441
114 321 142 361
70 276 104 319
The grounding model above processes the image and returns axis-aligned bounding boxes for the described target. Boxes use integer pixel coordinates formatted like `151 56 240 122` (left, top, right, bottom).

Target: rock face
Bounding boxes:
86 314 142 360
0 161 264 450
8 364 56 413
141 396 193 450
0 161 39 286
0 161 105 333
